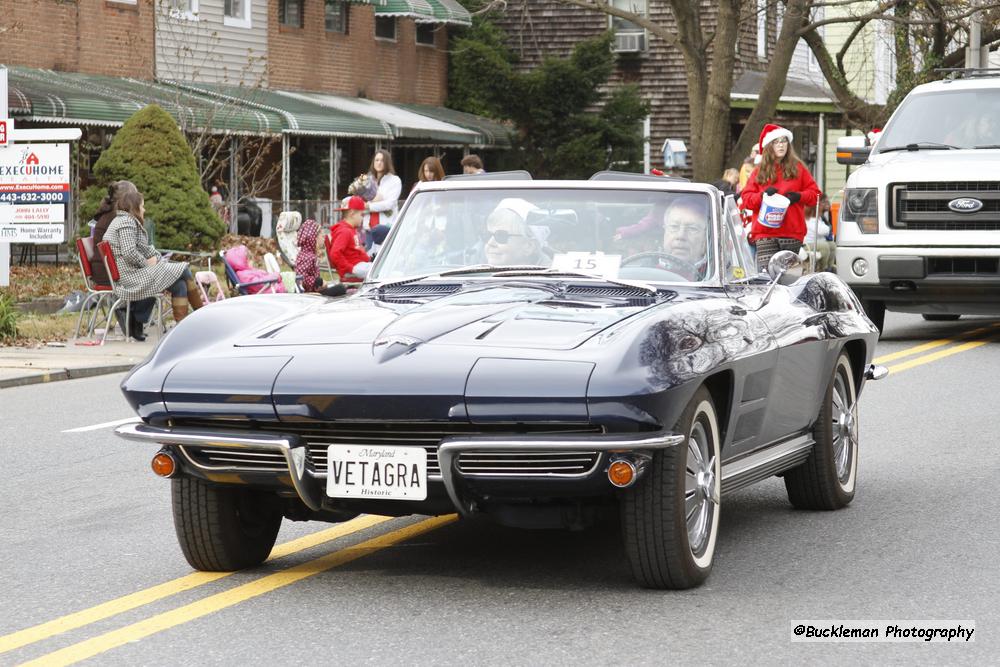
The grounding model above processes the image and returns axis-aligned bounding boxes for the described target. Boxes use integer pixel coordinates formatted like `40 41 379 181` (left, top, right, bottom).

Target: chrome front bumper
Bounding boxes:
115 422 684 515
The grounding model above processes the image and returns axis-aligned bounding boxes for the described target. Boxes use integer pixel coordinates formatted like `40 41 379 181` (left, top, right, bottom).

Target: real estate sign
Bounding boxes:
0 143 70 243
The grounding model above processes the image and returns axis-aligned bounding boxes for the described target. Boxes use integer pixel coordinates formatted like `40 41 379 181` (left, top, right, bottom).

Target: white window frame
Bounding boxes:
108 0 138 4
375 16 397 42
756 0 767 59
325 0 349 33
166 0 199 22
608 0 647 35
415 22 437 47
224 0 253 29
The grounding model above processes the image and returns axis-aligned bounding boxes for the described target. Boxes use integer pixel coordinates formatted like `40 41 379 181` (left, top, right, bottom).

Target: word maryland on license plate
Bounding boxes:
326 446 427 500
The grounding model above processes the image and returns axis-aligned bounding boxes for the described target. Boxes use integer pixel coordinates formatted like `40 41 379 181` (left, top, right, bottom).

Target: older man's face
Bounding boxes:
662 205 708 263
485 211 537 265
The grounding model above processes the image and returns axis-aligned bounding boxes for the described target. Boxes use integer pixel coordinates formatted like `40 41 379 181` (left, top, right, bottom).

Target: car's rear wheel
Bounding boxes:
172 477 282 571
922 313 960 321
861 299 885 333
621 386 720 589
784 352 858 510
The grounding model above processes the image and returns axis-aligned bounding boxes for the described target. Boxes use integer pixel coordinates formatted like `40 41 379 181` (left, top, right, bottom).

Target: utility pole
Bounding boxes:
966 0 989 69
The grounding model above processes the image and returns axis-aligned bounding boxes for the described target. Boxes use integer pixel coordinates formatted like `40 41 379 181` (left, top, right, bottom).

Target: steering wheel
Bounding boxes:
621 251 699 279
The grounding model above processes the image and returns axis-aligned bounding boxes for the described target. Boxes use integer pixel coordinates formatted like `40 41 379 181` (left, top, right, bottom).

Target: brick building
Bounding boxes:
0 0 155 79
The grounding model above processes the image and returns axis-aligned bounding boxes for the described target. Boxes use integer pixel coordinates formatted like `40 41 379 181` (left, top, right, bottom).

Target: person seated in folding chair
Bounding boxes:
327 196 373 280
104 191 203 339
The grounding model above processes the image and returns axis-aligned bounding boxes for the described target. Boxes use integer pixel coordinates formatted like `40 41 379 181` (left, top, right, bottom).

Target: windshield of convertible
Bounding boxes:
370 188 718 284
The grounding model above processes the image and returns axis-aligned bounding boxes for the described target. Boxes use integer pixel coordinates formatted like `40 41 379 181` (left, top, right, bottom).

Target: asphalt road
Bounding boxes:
2 311 997 665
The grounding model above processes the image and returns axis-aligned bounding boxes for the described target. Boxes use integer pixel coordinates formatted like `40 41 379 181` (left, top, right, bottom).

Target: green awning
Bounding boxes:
375 0 436 20
422 0 472 25
398 103 512 147
171 81 391 139
6 66 285 134
276 90 481 145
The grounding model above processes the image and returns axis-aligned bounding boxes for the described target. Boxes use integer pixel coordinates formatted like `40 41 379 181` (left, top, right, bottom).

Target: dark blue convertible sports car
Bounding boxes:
116 174 885 589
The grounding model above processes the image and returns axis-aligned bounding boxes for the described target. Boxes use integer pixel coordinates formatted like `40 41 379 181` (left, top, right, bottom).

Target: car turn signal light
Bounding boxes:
151 452 177 478
608 460 637 488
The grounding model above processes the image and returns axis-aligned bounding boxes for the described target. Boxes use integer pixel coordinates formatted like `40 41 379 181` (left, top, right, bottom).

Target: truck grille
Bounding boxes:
891 182 1000 230
175 420 602 479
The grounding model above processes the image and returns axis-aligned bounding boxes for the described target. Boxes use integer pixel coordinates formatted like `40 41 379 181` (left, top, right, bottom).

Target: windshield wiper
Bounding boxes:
878 142 959 153
490 268 660 295
974 144 1000 149
372 264 549 293
439 264 549 276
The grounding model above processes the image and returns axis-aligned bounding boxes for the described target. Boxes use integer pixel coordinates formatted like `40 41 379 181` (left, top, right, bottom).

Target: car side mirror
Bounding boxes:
767 250 803 286
836 136 870 165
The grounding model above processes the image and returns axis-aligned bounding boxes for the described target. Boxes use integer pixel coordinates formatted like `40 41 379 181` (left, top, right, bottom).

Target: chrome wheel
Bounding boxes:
685 421 718 559
831 369 858 485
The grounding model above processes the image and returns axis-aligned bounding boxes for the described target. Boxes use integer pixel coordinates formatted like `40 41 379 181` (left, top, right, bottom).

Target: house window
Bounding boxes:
325 0 349 33
167 0 197 17
609 0 646 34
375 16 396 40
278 0 303 28
756 0 767 59
224 0 252 28
416 22 436 46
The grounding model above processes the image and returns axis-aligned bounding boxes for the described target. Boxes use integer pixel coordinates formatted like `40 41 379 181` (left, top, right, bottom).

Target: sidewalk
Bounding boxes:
0 339 156 389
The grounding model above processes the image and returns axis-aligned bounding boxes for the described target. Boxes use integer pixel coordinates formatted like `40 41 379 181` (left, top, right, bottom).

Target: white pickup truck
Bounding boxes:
835 72 1000 333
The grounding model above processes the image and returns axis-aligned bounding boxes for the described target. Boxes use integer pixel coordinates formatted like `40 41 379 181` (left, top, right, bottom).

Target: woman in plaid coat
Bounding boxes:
104 191 202 331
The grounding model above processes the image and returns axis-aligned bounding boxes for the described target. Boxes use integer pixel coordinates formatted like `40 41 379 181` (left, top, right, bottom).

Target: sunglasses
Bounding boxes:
484 229 525 244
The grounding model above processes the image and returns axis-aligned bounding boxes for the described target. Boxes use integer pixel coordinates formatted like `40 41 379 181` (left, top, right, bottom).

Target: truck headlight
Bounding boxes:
840 188 878 234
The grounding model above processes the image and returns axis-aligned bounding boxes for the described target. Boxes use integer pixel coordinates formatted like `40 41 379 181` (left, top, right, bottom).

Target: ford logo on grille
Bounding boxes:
948 197 984 213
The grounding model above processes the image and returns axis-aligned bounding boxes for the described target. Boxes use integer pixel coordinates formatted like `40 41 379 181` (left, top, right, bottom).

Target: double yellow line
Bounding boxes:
3 514 455 667
874 322 1000 374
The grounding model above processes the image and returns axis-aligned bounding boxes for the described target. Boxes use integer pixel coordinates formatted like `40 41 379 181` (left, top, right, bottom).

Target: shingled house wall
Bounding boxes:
494 1 775 175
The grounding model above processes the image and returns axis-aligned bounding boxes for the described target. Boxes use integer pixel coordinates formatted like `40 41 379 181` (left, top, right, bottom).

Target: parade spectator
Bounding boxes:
740 123 820 272
364 149 402 229
209 186 224 215
329 196 373 278
484 198 549 266
803 203 835 272
90 180 139 286
294 218 323 292
461 154 485 175
738 144 760 191
418 156 445 183
104 190 203 334
713 168 740 197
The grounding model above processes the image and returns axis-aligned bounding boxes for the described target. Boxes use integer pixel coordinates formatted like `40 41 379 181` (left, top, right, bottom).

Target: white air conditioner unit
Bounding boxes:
613 32 646 53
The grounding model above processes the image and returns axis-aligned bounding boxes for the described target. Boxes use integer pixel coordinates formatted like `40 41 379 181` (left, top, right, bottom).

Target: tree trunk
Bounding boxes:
800 28 884 129
695 0 740 182
731 0 811 167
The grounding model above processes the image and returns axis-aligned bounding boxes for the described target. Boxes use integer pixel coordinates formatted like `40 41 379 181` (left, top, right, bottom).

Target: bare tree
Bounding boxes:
153 0 283 205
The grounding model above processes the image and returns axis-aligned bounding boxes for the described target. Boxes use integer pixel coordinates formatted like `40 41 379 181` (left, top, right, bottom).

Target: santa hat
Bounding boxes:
759 123 793 153
867 127 882 145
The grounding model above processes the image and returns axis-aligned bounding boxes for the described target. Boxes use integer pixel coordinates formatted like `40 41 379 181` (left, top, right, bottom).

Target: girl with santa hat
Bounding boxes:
740 123 821 272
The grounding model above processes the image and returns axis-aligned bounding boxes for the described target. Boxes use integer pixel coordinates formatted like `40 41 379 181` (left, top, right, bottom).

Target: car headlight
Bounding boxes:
840 188 878 234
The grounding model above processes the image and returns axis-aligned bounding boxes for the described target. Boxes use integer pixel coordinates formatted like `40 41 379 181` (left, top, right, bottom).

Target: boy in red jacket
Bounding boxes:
328 196 372 279
740 123 821 271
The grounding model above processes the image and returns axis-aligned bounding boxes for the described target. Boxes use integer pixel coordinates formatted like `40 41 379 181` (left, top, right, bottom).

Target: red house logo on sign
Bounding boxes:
26 153 40 165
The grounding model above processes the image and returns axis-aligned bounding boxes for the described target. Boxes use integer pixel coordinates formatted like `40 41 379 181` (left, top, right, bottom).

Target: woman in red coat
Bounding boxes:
740 123 821 272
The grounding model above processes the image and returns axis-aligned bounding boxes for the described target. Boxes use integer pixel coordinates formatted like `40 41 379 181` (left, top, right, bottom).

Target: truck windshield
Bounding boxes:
876 90 1000 152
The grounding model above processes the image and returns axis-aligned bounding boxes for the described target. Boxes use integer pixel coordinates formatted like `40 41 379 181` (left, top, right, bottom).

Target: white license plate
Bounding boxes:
326 445 427 501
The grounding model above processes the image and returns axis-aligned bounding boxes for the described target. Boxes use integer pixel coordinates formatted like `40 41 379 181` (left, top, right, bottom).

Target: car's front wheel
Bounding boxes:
172 477 283 571
784 352 858 510
621 386 721 589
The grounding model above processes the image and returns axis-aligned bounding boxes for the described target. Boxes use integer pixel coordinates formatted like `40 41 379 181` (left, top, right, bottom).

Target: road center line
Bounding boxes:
62 417 139 433
0 515 392 656
886 335 998 374
20 515 457 667
873 323 1000 365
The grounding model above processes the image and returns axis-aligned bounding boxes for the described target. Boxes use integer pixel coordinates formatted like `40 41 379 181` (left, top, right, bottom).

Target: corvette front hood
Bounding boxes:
235 284 654 351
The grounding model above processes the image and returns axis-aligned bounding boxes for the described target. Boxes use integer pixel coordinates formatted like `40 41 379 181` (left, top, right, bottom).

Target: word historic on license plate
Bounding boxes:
326 445 428 501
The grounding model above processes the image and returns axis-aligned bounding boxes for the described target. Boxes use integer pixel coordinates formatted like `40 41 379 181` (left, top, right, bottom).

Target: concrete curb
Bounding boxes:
0 363 136 390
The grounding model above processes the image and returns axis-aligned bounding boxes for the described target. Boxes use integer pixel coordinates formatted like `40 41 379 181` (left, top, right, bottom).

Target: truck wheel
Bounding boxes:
621 386 720 589
172 477 282 571
922 314 960 322
861 299 885 333
784 352 858 510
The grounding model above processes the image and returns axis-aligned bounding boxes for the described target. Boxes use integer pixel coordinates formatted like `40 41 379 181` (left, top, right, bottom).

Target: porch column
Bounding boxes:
229 137 240 234
282 134 291 207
